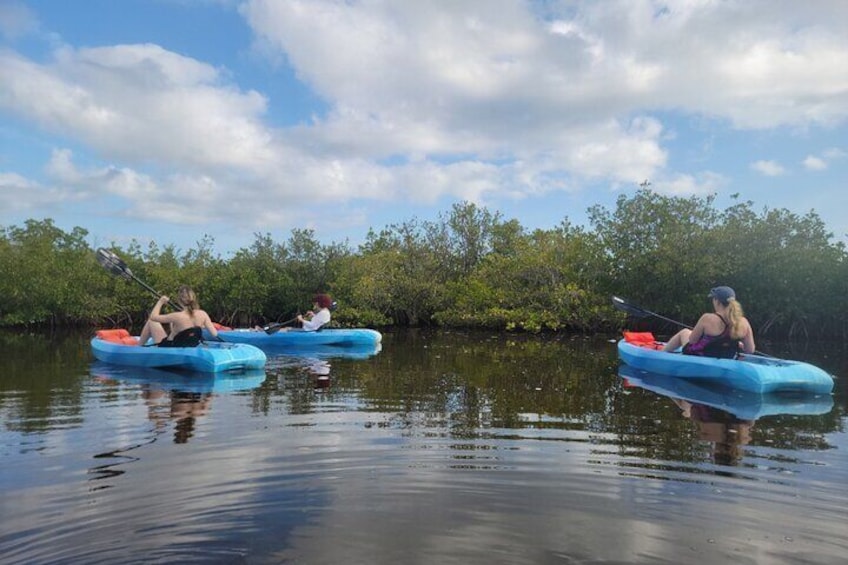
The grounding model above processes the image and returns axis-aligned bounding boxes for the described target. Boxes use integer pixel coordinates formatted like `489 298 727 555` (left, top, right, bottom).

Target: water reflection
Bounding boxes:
2 330 846 564
88 363 268 487
619 364 834 466
90 362 267 395
264 343 382 392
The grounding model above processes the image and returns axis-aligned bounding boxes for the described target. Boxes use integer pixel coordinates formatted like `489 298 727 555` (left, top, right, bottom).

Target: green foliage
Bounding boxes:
435 223 613 332
588 189 723 320
0 219 106 326
2 191 846 340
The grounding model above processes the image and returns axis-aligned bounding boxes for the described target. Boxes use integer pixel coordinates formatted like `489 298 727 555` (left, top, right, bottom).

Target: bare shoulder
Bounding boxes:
695 312 720 325
195 309 213 324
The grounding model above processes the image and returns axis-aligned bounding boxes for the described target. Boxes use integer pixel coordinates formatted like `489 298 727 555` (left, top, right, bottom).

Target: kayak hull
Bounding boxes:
618 364 833 420
208 328 382 349
91 362 267 393
617 340 834 394
91 336 267 373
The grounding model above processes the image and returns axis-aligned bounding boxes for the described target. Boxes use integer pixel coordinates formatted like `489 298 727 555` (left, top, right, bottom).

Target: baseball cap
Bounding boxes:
708 286 736 303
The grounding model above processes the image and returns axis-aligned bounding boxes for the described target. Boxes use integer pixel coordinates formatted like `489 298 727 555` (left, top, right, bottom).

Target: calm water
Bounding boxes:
1 329 846 564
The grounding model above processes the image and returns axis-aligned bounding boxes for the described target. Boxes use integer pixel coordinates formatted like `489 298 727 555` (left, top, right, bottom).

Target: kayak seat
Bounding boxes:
96 329 138 346
158 327 203 348
623 331 663 350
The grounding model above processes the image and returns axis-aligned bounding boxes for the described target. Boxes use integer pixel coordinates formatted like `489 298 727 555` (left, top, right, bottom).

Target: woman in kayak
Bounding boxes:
297 293 333 331
662 286 755 358
139 285 219 347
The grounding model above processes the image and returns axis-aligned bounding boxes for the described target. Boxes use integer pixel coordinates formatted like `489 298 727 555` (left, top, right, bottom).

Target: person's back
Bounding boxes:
684 313 738 358
663 286 755 357
167 309 213 338
140 285 218 346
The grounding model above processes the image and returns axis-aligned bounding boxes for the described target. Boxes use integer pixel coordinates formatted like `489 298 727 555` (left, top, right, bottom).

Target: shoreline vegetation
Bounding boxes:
2 190 846 340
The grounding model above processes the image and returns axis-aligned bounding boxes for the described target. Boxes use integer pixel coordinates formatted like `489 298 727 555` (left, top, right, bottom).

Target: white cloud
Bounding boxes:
803 155 827 171
0 1 38 40
0 46 275 170
2 0 848 235
823 147 847 160
0 167 84 213
801 148 846 172
653 171 727 196
243 0 848 132
750 160 786 177
0 171 41 211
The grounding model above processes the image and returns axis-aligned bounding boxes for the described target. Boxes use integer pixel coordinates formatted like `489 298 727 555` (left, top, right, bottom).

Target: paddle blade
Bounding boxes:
263 323 283 335
96 248 133 280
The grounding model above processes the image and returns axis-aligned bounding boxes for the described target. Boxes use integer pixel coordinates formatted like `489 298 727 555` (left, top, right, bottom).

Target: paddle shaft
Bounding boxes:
611 296 690 328
263 316 299 334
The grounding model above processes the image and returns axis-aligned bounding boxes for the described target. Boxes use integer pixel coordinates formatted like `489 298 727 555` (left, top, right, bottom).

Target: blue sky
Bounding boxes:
1 0 846 255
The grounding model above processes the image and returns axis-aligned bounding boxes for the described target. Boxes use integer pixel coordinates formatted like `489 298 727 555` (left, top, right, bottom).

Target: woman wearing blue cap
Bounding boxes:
662 286 755 358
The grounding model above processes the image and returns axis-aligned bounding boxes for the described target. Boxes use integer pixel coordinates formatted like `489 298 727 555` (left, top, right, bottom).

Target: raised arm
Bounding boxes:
148 296 174 324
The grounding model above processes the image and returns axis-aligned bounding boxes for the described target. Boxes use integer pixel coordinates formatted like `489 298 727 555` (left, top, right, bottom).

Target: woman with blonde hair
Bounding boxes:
662 286 755 358
139 285 219 347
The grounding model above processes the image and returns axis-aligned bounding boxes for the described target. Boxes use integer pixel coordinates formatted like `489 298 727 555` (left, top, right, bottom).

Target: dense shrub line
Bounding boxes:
2 190 846 338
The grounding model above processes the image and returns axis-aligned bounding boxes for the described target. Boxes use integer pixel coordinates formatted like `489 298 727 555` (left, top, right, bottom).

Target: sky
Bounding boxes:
1 0 847 255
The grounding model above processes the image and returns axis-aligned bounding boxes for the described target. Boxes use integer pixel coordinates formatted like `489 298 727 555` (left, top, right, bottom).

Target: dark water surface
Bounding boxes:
1 329 846 564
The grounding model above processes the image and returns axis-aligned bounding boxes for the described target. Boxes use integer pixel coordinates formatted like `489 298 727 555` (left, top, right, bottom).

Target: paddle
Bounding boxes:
96 248 182 311
611 295 771 358
261 317 299 335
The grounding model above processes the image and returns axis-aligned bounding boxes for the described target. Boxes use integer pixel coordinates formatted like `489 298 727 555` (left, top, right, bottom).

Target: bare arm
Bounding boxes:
687 314 712 344
149 296 175 324
201 312 218 338
740 320 756 354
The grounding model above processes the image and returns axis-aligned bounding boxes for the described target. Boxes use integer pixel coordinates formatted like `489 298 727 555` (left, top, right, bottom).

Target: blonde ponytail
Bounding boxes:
178 285 198 316
726 299 745 339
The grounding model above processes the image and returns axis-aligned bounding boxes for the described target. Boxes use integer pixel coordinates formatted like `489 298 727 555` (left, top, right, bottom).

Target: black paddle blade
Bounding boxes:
96 248 133 280
611 296 651 318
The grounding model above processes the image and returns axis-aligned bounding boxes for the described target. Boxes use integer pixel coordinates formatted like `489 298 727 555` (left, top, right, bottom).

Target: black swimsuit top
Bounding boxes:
682 315 738 359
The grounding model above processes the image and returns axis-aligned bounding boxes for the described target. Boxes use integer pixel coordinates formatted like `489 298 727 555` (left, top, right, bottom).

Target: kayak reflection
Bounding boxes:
263 342 382 359
265 343 382 390
91 361 267 395
91 362 266 448
619 364 834 466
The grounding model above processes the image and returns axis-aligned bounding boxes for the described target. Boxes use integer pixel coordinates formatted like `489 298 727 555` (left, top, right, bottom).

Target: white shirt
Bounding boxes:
302 308 331 331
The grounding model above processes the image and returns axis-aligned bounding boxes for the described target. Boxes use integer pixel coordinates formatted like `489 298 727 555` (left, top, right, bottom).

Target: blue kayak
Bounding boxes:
91 362 267 393
618 364 833 420
91 331 266 373
207 328 382 349
617 338 835 394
